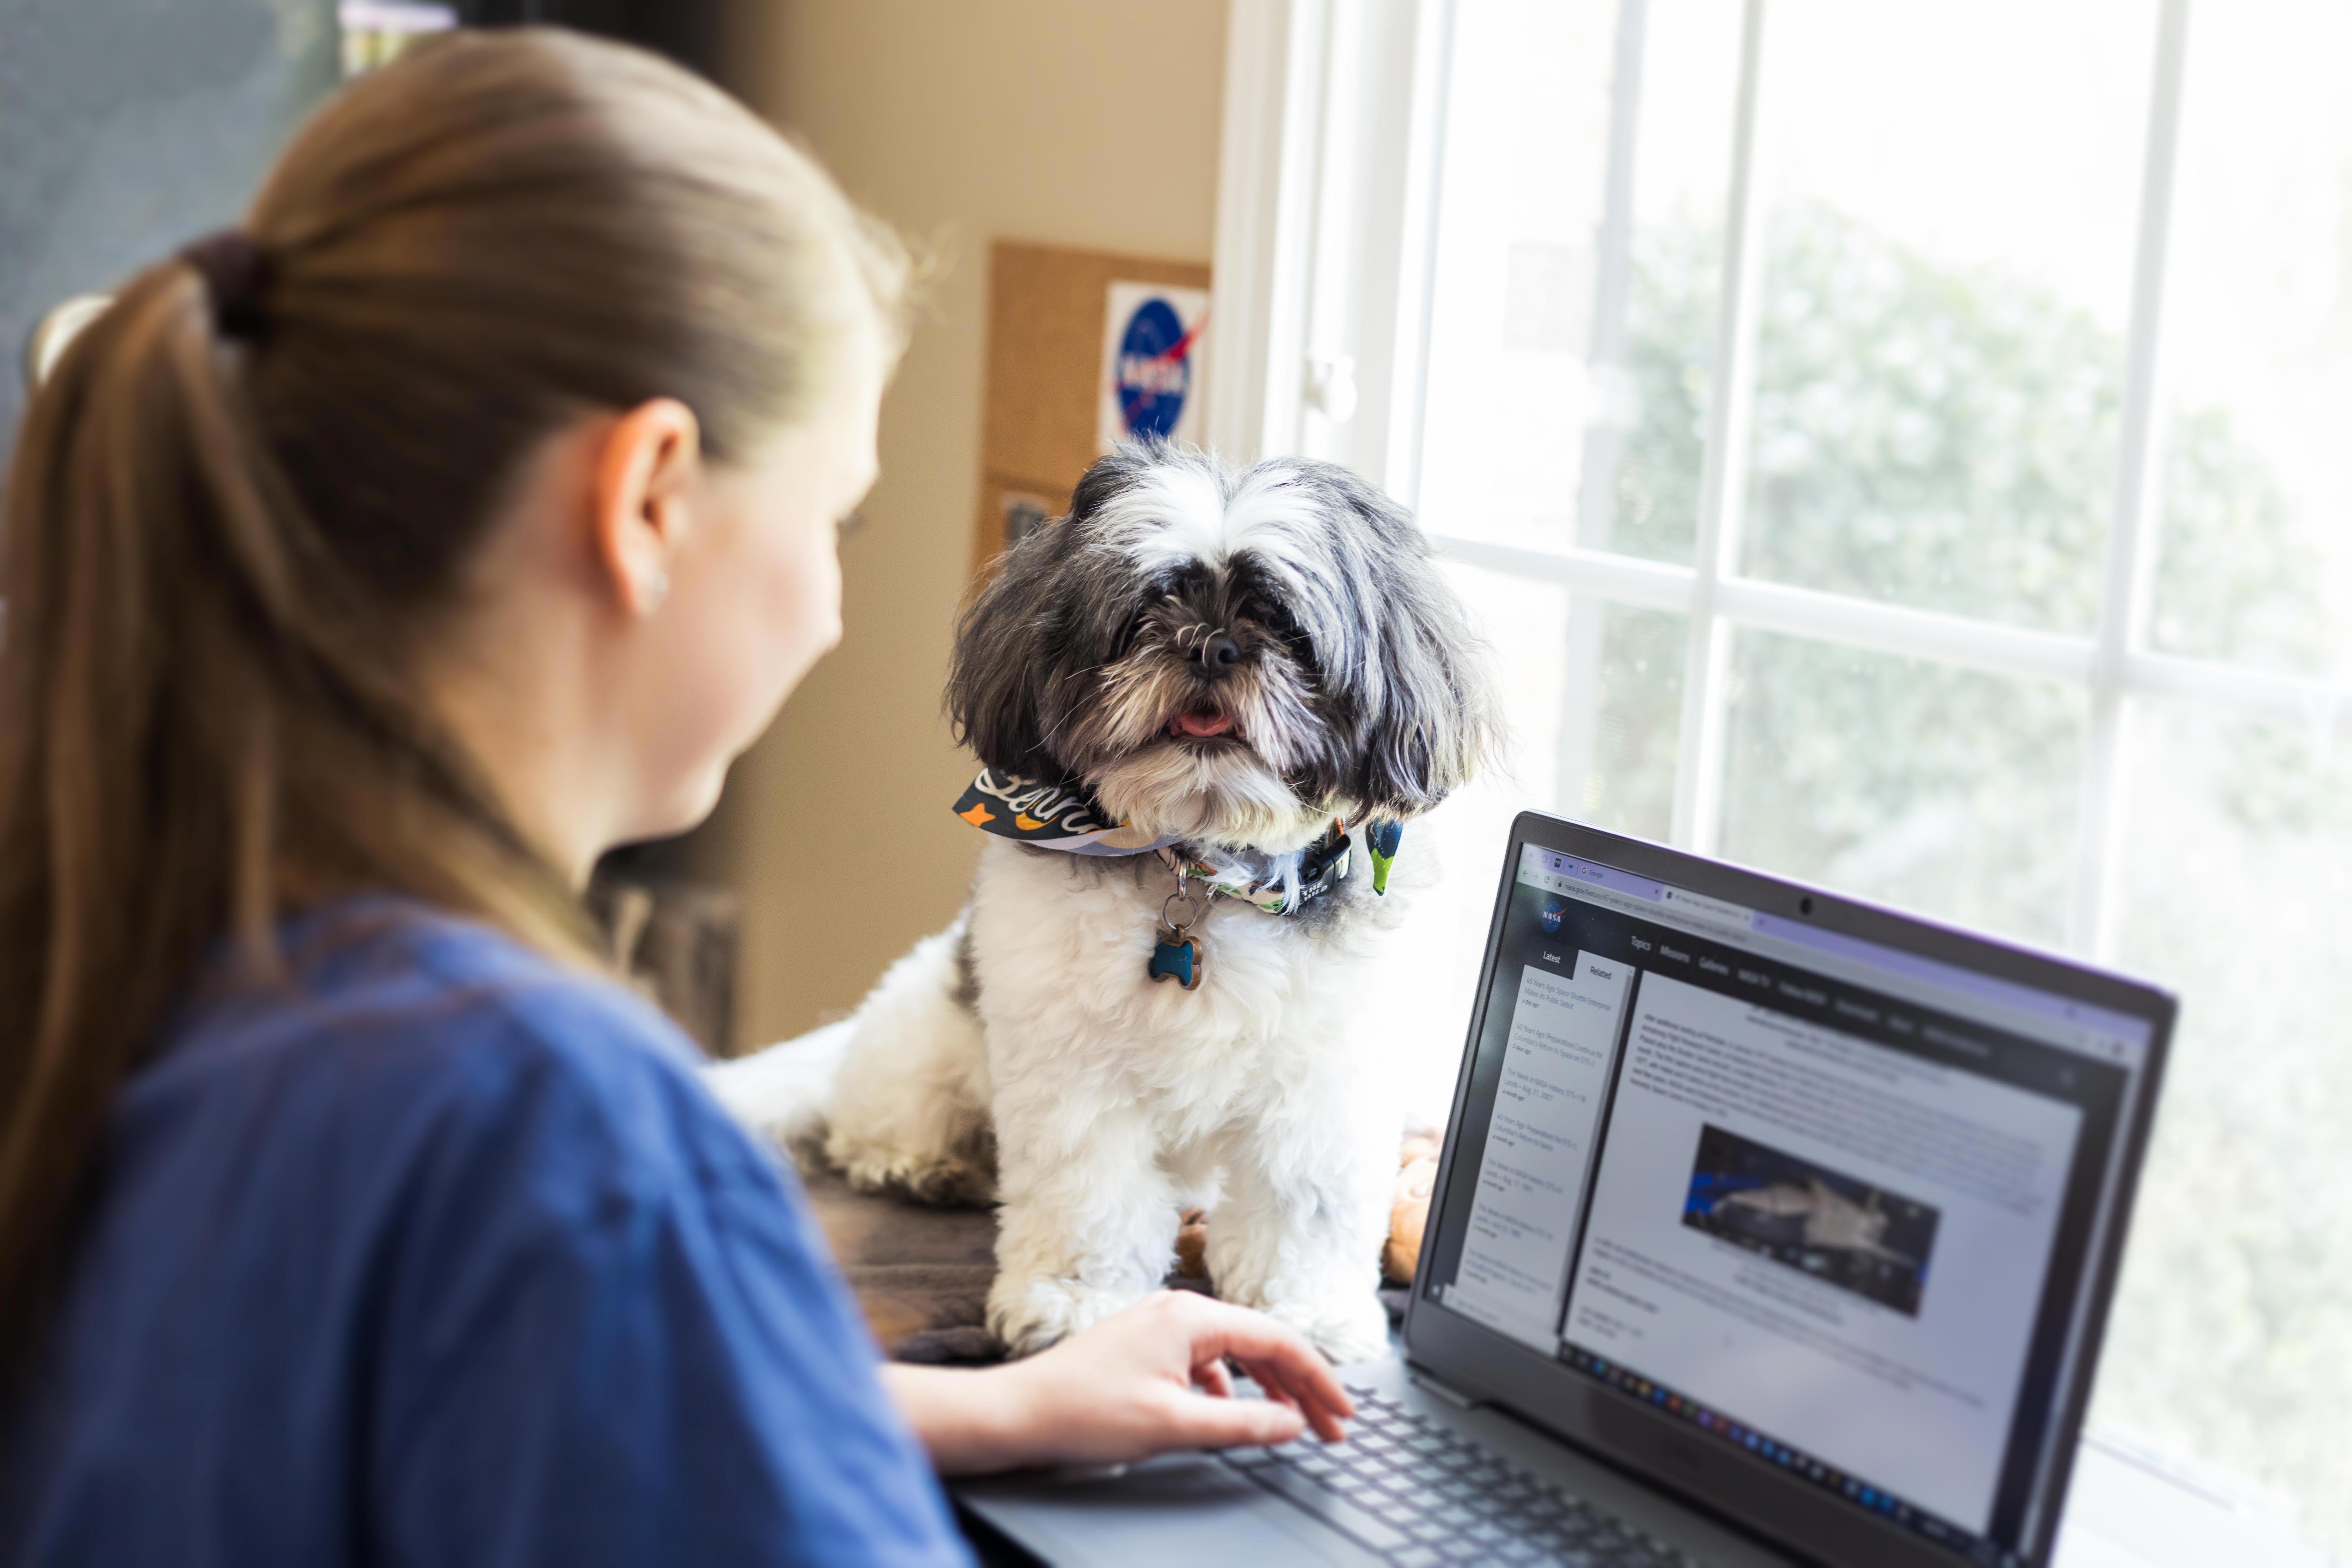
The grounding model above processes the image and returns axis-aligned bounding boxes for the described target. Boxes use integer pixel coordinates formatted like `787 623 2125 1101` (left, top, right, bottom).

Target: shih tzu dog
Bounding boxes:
820 443 1501 1363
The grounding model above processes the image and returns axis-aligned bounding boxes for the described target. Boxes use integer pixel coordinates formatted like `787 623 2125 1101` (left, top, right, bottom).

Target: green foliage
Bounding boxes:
1744 203 2120 634
2151 406 2328 677
1603 229 1714 565
1718 634 2083 946
1582 200 2326 919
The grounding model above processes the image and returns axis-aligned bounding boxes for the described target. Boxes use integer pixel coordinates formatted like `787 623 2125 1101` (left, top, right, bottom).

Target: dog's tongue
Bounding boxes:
1172 709 1233 738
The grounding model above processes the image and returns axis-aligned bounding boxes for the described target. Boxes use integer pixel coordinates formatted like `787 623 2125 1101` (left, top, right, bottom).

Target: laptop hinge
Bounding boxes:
1410 1371 1483 1411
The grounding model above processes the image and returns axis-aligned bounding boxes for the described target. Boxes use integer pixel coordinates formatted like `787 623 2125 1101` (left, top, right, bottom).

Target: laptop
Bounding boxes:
957 811 2175 1568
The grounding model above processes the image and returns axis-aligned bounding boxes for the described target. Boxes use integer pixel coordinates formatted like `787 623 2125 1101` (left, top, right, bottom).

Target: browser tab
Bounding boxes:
1520 845 1667 903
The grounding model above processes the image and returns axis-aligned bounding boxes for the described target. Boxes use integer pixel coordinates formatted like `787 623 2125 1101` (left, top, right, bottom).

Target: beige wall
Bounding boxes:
704 0 1232 1048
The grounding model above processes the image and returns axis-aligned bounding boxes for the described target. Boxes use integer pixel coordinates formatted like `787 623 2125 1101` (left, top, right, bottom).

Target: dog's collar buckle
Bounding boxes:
1156 816 1395 918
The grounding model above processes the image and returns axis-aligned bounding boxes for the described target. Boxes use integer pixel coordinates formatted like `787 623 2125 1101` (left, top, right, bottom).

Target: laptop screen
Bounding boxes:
1420 842 2154 1567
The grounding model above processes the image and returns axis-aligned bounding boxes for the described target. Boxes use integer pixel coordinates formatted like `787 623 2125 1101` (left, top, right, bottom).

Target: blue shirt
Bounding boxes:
0 900 971 1566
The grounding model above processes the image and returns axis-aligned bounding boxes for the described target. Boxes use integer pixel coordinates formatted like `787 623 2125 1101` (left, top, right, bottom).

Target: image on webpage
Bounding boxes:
1680 1122 1942 1319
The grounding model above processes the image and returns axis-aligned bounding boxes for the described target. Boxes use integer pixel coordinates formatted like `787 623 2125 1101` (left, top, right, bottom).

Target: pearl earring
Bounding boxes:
643 569 671 611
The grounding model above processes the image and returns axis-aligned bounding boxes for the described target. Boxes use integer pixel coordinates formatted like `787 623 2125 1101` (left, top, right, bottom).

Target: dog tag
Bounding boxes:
1149 926 1203 990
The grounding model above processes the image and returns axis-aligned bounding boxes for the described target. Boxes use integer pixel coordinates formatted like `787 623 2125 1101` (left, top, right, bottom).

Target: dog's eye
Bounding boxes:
1256 604 1321 676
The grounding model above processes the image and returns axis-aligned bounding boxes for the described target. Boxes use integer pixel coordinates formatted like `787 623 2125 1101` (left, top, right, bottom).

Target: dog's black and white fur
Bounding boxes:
820 444 1501 1360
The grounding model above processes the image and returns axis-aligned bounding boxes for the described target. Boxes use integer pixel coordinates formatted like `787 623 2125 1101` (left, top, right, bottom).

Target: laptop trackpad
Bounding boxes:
957 1452 1384 1566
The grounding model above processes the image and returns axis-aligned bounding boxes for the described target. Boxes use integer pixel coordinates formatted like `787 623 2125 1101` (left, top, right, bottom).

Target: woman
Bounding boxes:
0 29 1350 1564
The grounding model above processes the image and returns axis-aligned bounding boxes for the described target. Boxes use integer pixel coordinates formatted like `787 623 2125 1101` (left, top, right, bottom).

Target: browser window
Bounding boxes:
1424 846 2145 1567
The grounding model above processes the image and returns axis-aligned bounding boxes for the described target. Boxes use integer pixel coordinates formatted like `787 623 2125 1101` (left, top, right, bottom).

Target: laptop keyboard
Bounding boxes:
1220 1384 1701 1567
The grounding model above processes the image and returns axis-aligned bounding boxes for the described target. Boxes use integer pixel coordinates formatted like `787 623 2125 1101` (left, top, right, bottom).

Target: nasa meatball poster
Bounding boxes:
1096 281 1209 453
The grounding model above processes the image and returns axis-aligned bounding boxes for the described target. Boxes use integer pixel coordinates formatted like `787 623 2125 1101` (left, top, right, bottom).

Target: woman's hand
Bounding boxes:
881 1291 1358 1476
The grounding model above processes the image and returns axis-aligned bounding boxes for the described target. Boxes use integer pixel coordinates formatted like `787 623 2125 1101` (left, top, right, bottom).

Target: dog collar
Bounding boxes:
1145 817 1401 991
1153 819 1355 917
950 767 1403 911
950 766 1405 995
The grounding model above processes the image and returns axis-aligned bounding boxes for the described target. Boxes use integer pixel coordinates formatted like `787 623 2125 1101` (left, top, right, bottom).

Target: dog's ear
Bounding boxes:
1307 465 1506 817
1068 439 1162 522
948 453 1160 777
947 525 1072 778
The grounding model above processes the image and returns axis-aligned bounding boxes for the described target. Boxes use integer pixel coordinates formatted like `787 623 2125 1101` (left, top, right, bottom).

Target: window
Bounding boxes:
1213 0 2352 1552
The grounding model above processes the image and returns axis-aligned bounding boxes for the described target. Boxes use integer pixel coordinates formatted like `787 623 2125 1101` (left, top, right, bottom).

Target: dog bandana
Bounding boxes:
950 766 1403 992
950 768 1181 856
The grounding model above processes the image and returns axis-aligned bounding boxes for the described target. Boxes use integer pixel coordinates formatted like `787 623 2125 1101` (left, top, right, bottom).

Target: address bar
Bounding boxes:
1655 885 1758 932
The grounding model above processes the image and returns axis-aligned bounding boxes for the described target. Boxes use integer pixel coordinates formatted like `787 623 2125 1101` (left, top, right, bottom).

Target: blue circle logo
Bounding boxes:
1116 298 1194 439
1541 898 1567 933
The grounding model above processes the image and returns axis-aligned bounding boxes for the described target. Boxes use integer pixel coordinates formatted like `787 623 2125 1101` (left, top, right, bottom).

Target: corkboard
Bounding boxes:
974 241 1212 577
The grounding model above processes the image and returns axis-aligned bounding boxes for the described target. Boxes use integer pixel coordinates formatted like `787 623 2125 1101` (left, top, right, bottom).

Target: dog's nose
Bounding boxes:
1194 631 1242 678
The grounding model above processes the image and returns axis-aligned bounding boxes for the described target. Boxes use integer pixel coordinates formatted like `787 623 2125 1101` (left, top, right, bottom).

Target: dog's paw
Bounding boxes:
829 1135 997 1207
1262 1290 1392 1367
987 1273 1139 1356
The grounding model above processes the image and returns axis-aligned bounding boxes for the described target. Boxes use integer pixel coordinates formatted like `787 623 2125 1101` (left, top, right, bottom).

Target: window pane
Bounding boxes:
2094 702 2352 1554
1716 632 2085 948
1416 0 1742 561
2145 1 2352 678
1563 600 1685 841
1737 1 2156 633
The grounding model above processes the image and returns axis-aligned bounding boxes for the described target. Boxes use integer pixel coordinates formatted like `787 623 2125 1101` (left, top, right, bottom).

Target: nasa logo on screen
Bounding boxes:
1097 281 1209 452
1541 898 1568 933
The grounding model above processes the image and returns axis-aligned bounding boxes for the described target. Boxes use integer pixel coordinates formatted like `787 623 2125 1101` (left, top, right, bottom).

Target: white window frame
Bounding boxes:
1208 0 2352 963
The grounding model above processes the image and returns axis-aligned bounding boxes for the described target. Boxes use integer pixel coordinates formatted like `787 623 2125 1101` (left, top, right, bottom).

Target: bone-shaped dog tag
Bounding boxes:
1149 924 1203 990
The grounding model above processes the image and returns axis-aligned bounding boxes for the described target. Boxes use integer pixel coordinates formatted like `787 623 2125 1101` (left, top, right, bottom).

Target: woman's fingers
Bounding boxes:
1237 1357 1348 1442
1181 1299 1355 1408
1170 1297 1356 1441
1242 1363 1336 1439
1159 1386 1308 1449
981 1293 1376 1470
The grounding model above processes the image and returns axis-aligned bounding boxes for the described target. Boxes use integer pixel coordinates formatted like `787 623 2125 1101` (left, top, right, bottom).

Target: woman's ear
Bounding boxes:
590 398 702 615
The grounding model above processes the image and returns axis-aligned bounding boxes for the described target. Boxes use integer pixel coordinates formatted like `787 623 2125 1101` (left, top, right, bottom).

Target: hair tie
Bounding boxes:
178 229 270 342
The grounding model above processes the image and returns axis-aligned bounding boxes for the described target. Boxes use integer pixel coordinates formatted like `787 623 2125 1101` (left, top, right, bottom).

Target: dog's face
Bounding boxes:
949 445 1501 852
